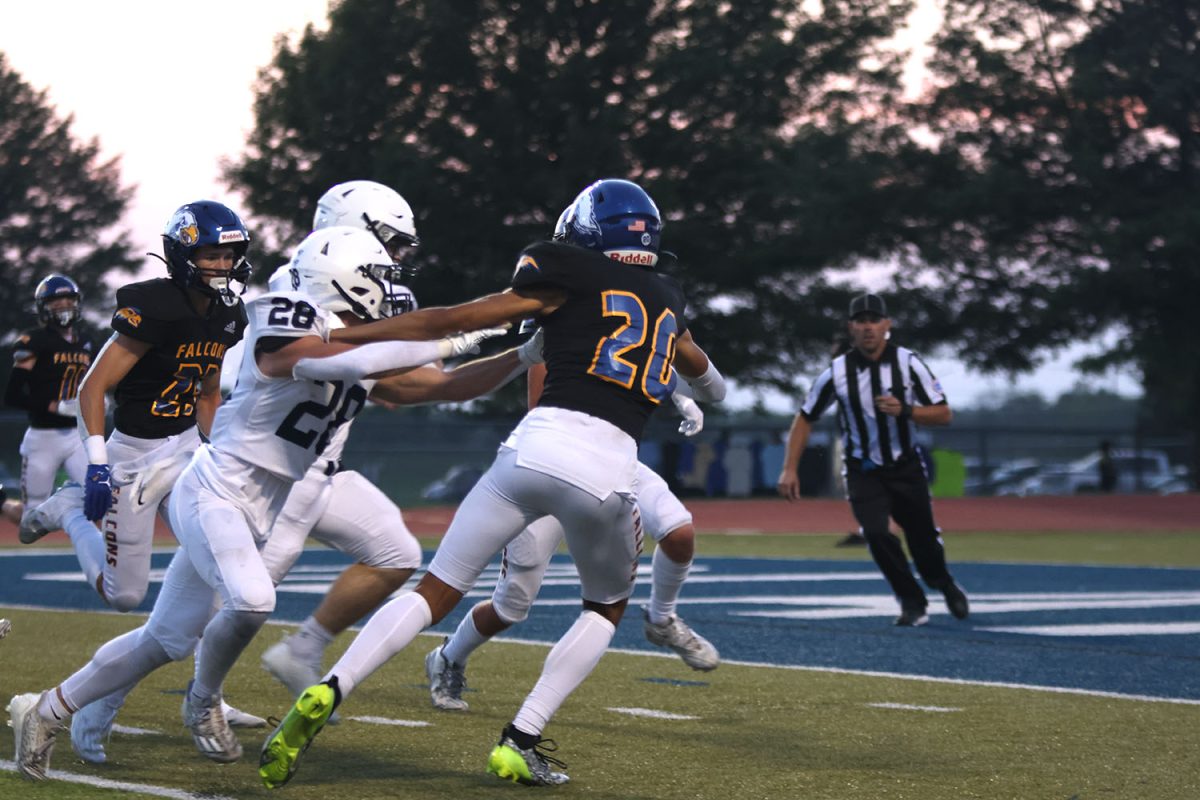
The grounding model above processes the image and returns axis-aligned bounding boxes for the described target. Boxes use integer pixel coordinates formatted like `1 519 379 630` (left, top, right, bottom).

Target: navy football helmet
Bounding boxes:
561 179 662 266
34 274 82 327
161 201 252 304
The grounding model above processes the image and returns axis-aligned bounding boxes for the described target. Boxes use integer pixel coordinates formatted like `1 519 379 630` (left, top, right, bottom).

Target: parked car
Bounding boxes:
970 459 1044 496
420 464 485 503
1010 449 1187 495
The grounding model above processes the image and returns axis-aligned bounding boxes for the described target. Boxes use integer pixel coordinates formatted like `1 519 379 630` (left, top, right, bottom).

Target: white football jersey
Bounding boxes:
209 291 374 481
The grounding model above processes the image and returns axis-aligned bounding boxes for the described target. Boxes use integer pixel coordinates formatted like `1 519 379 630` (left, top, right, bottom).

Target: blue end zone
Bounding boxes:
2 550 1197 701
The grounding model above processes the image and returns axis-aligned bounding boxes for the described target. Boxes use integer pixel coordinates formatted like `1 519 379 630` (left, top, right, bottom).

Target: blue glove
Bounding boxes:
84 464 114 521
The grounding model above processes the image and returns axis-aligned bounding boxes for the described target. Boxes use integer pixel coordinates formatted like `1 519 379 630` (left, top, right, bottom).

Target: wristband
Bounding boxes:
84 434 108 464
898 401 912 420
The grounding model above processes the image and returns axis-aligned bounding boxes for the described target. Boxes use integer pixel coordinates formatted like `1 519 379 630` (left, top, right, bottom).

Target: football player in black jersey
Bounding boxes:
20 201 249 620
261 179 721 789
3 275 94 529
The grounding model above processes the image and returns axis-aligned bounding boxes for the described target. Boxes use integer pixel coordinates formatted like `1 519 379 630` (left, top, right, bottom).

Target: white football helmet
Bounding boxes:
313 180 419 266
290 227 409 320
267 263 299 294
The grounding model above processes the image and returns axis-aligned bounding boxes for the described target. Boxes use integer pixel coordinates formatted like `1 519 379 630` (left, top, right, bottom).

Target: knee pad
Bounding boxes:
226 577 276 614
491 563 541 624
106 585 149 614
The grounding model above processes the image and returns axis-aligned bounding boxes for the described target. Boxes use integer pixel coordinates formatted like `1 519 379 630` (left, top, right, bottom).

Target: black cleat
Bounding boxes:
894 607 929 627
942 581 970 620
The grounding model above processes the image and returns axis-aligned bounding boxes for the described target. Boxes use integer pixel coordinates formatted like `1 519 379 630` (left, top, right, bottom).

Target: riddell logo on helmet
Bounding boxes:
605 250 657 266
218 230 247 243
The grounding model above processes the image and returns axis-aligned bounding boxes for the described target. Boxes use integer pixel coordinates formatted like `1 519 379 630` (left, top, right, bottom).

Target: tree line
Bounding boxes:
1 1 1195 455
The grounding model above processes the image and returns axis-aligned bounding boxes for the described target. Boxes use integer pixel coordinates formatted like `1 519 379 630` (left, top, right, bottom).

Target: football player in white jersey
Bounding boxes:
6 226 509 779
65 180 540 765
260 179 724 789
424 356 723 712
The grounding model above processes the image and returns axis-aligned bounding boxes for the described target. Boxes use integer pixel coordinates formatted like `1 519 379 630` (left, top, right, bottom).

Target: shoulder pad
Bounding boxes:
115 279 190 324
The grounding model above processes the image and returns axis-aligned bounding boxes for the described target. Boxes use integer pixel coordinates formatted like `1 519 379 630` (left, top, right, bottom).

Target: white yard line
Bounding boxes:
607 707 699 720
867 702 961 713
0 759 234 799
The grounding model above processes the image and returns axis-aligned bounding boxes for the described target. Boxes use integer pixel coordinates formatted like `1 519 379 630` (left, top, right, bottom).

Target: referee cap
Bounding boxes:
849 293 888 319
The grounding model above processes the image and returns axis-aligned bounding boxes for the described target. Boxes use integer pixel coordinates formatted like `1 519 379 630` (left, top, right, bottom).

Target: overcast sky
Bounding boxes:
0 1 1141 408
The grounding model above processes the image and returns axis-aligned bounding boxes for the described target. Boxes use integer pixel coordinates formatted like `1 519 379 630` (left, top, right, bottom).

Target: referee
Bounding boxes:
776 293 969 626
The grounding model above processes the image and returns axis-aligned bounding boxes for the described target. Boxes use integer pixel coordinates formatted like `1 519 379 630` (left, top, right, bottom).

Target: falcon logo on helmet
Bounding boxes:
560 179 663 268
160 200 252 305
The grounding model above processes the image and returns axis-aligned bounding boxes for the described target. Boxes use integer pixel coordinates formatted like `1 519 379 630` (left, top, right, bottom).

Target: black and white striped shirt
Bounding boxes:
800 343 947 467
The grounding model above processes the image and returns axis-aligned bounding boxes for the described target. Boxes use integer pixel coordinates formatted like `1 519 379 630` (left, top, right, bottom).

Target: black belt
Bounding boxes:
847 452 918 472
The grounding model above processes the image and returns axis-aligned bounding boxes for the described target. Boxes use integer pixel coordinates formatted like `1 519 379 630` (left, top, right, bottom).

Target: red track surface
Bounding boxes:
3 493 1196 546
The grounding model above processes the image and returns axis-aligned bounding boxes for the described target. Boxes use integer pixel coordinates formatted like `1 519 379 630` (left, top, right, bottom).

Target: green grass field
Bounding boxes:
2 530 1198 799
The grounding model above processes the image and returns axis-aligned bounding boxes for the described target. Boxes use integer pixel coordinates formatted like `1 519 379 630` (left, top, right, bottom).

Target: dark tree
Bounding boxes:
0 53 139 342
893 1 1200 450
227 0 918 401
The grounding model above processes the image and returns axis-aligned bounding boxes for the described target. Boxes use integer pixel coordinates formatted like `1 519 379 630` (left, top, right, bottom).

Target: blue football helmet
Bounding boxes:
561 179 662 266
34 274 82 327
161 201 252 304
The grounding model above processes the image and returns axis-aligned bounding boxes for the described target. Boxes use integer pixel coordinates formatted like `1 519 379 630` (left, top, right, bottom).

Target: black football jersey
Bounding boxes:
512 240 689 441
10 327 95 429
109 279 247 438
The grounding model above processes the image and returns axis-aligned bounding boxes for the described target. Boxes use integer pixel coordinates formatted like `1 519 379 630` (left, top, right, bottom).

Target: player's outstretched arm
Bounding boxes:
329 288 564 345
369 329 542 406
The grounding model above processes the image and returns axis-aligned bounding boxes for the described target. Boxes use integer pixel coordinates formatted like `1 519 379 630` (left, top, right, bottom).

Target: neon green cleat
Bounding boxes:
258 682 336 789
486 733 569 786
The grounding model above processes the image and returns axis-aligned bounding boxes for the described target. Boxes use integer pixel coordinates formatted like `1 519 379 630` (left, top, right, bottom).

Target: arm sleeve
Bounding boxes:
293 340 447 383
799 366 837 421
681 360 726 402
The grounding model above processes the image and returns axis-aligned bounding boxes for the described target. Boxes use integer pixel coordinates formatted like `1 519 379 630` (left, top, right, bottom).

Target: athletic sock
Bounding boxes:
57 627 171 717
512 610 614 736
648 546 691 624
64 511 104 589
441 604 490 665
324 592 432 699
288 616 335 668
193 609 270 701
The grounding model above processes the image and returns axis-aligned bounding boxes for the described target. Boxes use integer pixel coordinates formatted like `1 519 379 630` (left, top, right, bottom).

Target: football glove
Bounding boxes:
84 463 114 521
672 392 704 437
53 398 80 419
516 328 545 367
439 326 510 358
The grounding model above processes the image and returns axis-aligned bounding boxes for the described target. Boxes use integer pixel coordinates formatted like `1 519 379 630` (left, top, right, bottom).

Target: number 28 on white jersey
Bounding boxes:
209 292 373 481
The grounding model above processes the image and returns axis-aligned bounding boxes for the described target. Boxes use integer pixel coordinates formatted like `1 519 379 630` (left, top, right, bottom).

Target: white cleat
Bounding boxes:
424 638 469 711
20 483 84 545
70 693 125 764
262 637 340 724
8 692 64 780
643 609 720 671
221 700 266 728
181 682 242 763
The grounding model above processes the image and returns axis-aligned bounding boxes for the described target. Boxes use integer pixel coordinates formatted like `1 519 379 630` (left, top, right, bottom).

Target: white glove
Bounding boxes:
516 328 544 367
438 326 510 359
672 392 704 437
53 398 79 419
